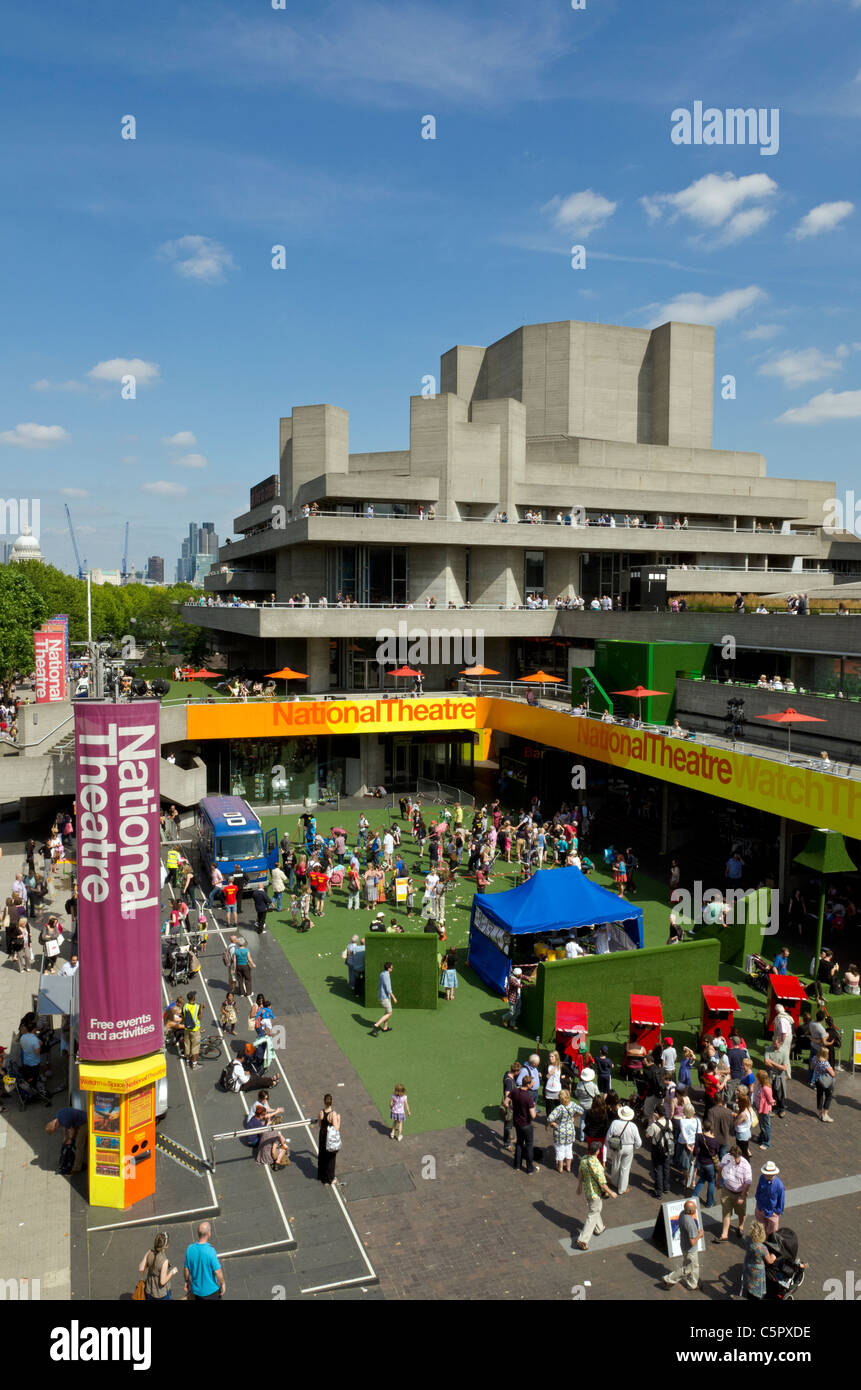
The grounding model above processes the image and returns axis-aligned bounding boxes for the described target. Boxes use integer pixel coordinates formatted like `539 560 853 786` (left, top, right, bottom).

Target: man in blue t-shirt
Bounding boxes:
45 1107 87 1172
18 1026 41 1082
184 1222 225 1300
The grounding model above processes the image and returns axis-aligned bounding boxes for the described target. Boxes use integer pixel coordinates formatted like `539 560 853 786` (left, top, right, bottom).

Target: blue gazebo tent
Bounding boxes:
467 866 644 995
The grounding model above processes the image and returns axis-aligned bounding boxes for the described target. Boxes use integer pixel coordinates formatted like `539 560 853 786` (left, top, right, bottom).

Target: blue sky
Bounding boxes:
1 0 860 574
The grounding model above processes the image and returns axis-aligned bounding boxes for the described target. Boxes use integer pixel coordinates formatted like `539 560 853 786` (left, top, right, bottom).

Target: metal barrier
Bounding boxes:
209 1118 313 1172
416 779 476 808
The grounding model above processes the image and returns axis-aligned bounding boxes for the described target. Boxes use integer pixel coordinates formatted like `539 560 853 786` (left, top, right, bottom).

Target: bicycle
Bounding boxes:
198 1033 226 1060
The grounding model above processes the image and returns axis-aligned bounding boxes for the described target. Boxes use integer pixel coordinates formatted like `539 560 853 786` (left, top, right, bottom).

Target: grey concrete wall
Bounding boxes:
284 404 349 505
650 322 715 449
675 678 861 761
440 344 485 401
159 756 207 808
306 636 331 694
409 542 451 606
17 701 74 757
184 602 861 656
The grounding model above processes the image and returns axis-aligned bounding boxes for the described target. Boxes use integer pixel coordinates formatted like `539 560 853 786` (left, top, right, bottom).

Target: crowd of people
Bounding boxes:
497 1004 816 1296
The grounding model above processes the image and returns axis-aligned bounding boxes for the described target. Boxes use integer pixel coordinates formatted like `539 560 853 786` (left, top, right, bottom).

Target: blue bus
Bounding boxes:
197 795 278 887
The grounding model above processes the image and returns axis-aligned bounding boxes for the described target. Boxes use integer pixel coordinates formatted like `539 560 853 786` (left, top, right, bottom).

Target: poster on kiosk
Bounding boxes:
74 701 165 1210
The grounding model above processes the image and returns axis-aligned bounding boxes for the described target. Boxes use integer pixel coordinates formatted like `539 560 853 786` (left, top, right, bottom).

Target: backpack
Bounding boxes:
220 1061 241 1093
652 1120 673 1155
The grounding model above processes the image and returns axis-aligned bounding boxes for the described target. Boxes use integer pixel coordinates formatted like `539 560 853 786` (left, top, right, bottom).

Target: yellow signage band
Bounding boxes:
185 697 860 838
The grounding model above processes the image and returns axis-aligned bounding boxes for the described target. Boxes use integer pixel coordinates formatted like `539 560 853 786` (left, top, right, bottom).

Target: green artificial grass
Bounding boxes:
254 807 667 1133
250 806 861 1132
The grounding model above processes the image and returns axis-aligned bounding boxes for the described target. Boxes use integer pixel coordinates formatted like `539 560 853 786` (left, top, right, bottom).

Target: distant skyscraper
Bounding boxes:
147 555 165 583
176 521 219 584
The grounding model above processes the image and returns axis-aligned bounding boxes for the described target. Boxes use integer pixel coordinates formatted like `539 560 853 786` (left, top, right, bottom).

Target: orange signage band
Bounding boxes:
185 696 859 838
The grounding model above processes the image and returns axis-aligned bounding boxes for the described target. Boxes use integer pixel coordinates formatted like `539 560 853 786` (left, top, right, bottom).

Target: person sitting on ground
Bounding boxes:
229 1056 280 1094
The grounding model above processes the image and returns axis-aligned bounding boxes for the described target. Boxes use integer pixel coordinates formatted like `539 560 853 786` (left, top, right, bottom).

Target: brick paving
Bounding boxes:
280 995 861 1301
3 813 858 1303
0 830 72 1301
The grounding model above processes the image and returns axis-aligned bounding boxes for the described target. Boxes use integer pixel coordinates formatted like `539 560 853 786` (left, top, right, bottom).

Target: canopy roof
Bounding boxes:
556 1002 588 1033
702 985 740 1012
768 973 808 1002
474 866 643 941
630 993 663 1026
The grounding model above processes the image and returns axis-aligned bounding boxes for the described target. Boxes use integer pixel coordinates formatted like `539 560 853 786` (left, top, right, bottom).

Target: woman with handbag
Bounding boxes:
136 1232 178 1302
317 1093 341 1185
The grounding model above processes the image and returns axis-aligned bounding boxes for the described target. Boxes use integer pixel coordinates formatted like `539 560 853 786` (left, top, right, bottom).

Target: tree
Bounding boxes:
0 569 49 678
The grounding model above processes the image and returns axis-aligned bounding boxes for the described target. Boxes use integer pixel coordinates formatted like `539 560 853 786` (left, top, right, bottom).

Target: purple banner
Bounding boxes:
75 702 164 1062
49 614 70 687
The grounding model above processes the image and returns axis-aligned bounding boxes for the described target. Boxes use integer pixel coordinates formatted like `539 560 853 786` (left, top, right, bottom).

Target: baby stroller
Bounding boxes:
747 953 772 995
2 1054 52 1109
764 1228 805 1300
163 937 193 987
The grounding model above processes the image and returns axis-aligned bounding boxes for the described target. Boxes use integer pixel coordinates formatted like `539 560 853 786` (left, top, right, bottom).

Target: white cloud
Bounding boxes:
31 378 87 392
542 190 617 237
121 455 138 465
88 358 161 386
777 388 861 424
158 235 235 283
647 285 765 329
162 430 197 447
759 348 843 388
744 324 782 341
0 422 71 448
173 453 208 469
641 172 777 243
142 480 188 496
790 201 854 240
61 487 89 498
718 206 774 244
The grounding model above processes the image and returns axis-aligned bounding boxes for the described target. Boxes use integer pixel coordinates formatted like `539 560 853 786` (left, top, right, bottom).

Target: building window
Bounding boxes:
464 548 471 604
525 550 545 595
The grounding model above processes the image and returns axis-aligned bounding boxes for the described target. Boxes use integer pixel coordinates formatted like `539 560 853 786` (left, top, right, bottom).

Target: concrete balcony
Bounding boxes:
667 567 857 596
205 568 276 593
183 602 861 658
219 514 826 565
183 602 560 640
675 678 861 762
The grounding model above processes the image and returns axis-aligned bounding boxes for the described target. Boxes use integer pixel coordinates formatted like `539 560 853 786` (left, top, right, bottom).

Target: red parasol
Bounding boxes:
266 666 308 696
755 706 826 756
612 684 668 721
519 670 563 683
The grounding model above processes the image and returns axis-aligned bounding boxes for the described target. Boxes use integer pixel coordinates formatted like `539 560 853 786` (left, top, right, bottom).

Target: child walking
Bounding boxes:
440 948 458 1001
220 991 238 1036
390 1083 411 1141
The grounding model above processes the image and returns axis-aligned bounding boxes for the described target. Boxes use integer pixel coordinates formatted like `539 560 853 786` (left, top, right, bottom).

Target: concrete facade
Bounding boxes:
189 312 861 685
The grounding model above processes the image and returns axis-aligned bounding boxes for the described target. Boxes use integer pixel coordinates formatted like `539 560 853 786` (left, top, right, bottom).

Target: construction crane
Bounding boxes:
64 503 86 579
121 521 130 583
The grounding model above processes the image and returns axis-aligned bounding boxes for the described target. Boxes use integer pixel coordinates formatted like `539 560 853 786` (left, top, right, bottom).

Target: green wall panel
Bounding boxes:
363 933 440 1010
521 938 721 1040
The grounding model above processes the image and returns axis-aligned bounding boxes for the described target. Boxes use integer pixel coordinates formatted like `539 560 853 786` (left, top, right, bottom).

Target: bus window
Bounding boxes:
216 831 264 859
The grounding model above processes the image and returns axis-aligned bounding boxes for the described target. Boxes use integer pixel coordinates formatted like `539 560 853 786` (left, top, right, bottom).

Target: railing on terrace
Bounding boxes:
491 696 861 783
230 510 815 534
158 686 861 779
184 598 861 613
